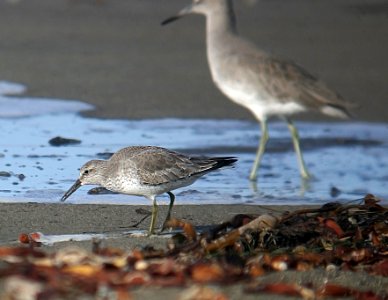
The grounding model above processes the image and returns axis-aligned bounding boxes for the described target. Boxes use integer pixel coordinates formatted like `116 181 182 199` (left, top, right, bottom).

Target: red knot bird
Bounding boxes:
162 0 353 181
60 146 237 234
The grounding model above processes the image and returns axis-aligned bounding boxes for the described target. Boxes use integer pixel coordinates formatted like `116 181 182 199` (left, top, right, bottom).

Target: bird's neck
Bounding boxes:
205 5 238 78
205 2 237 39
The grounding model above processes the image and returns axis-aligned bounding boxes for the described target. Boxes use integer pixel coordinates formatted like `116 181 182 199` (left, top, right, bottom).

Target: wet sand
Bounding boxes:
0 203 296 249
0 0 387 121
0 0 387 298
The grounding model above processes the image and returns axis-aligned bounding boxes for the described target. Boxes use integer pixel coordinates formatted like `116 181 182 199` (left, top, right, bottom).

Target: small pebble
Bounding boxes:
87 187 117 195
0 171 11 177
49 136 81 147
330 186 341 198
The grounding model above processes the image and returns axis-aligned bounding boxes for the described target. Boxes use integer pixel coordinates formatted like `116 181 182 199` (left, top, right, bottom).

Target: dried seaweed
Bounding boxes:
0 194 387 299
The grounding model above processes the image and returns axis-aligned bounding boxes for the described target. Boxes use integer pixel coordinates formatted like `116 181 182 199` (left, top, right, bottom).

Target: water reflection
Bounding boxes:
0 81 387 205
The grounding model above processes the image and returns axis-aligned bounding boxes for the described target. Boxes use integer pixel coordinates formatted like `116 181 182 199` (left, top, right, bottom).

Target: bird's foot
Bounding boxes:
249 172 258 182
301 170 313 181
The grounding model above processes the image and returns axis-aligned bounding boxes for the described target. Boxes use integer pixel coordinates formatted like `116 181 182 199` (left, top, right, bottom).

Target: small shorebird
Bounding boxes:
162 0 353 181
60 146 237 234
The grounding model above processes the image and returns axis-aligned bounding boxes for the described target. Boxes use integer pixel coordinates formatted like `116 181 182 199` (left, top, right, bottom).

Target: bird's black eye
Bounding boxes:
83 170 89 175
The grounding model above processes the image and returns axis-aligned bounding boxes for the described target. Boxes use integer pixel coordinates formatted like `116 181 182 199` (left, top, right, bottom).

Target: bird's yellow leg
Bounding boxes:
148 197 158 235
161 192 175 231
286 119 311 179
250 120 269 181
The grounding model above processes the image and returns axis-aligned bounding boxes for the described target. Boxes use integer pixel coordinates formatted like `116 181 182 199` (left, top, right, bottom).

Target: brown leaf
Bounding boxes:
319 218 345 238
0 246 45 259
369 259 388 277
245 283 314 299
63 265 102 278
247 263 266 277
316 283 353 297
166 218 197 241
146 258 177 276
120 271 151 285
191 263 225 283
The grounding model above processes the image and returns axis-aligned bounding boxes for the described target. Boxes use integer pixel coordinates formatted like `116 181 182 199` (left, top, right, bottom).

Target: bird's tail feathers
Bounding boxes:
191 156 237 175
209 157 238 171
320 103 354 119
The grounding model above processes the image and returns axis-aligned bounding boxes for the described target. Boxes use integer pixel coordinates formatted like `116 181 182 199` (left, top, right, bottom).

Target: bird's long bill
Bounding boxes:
60 179 82 202
161 4 193 25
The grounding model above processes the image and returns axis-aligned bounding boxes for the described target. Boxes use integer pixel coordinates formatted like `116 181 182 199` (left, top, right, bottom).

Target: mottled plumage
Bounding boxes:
162 0 354 180
61 146 237 234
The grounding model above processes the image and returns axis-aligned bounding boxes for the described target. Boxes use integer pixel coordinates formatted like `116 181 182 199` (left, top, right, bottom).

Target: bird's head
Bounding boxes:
60 160 106 202
161 0 232 25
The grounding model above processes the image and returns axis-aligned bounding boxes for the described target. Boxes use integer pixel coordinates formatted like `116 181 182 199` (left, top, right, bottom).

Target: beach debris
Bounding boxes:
166 218 197 242
18 232 43 247
48 136 81 146
178 285 228 300
330 186 341 197
17 173 26 180
87 187 117 195
0 194 386 298
0 171 11 177
245 282 385 299
0 171 25 181
245 282 315 299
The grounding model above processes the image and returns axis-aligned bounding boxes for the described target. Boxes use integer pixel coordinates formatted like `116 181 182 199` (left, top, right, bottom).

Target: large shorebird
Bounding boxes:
61 146 237 234
162 0 352 180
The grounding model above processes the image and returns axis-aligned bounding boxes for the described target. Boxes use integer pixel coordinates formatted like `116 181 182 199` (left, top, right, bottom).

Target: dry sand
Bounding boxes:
0 0 387 298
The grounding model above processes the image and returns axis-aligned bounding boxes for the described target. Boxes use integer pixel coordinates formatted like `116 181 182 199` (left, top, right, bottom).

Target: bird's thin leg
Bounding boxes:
161 192 175 232
148 196 158 235
249 120 269 181
286 119 311 179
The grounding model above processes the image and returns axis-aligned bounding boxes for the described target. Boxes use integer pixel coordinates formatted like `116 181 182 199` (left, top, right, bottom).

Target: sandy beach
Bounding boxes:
0 0 387 298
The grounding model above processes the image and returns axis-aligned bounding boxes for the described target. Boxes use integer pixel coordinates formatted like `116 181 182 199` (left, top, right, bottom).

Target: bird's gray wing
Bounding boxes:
263 57 353 110
131 148 215 185
232 52 352 112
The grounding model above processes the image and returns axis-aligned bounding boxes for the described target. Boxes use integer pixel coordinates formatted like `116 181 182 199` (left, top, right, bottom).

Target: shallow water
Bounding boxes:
0 81 387 206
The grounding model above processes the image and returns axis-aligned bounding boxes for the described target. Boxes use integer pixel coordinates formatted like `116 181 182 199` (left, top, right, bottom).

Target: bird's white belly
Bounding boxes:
105 176 196 199
215 80 306 121
106 179 163 197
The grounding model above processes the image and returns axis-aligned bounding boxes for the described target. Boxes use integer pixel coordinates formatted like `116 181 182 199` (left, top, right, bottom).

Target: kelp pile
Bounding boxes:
0 194 387 299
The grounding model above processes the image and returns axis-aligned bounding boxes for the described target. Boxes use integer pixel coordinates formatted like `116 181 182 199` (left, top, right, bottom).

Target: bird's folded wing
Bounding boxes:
132 149 207 185
263 57 353 110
